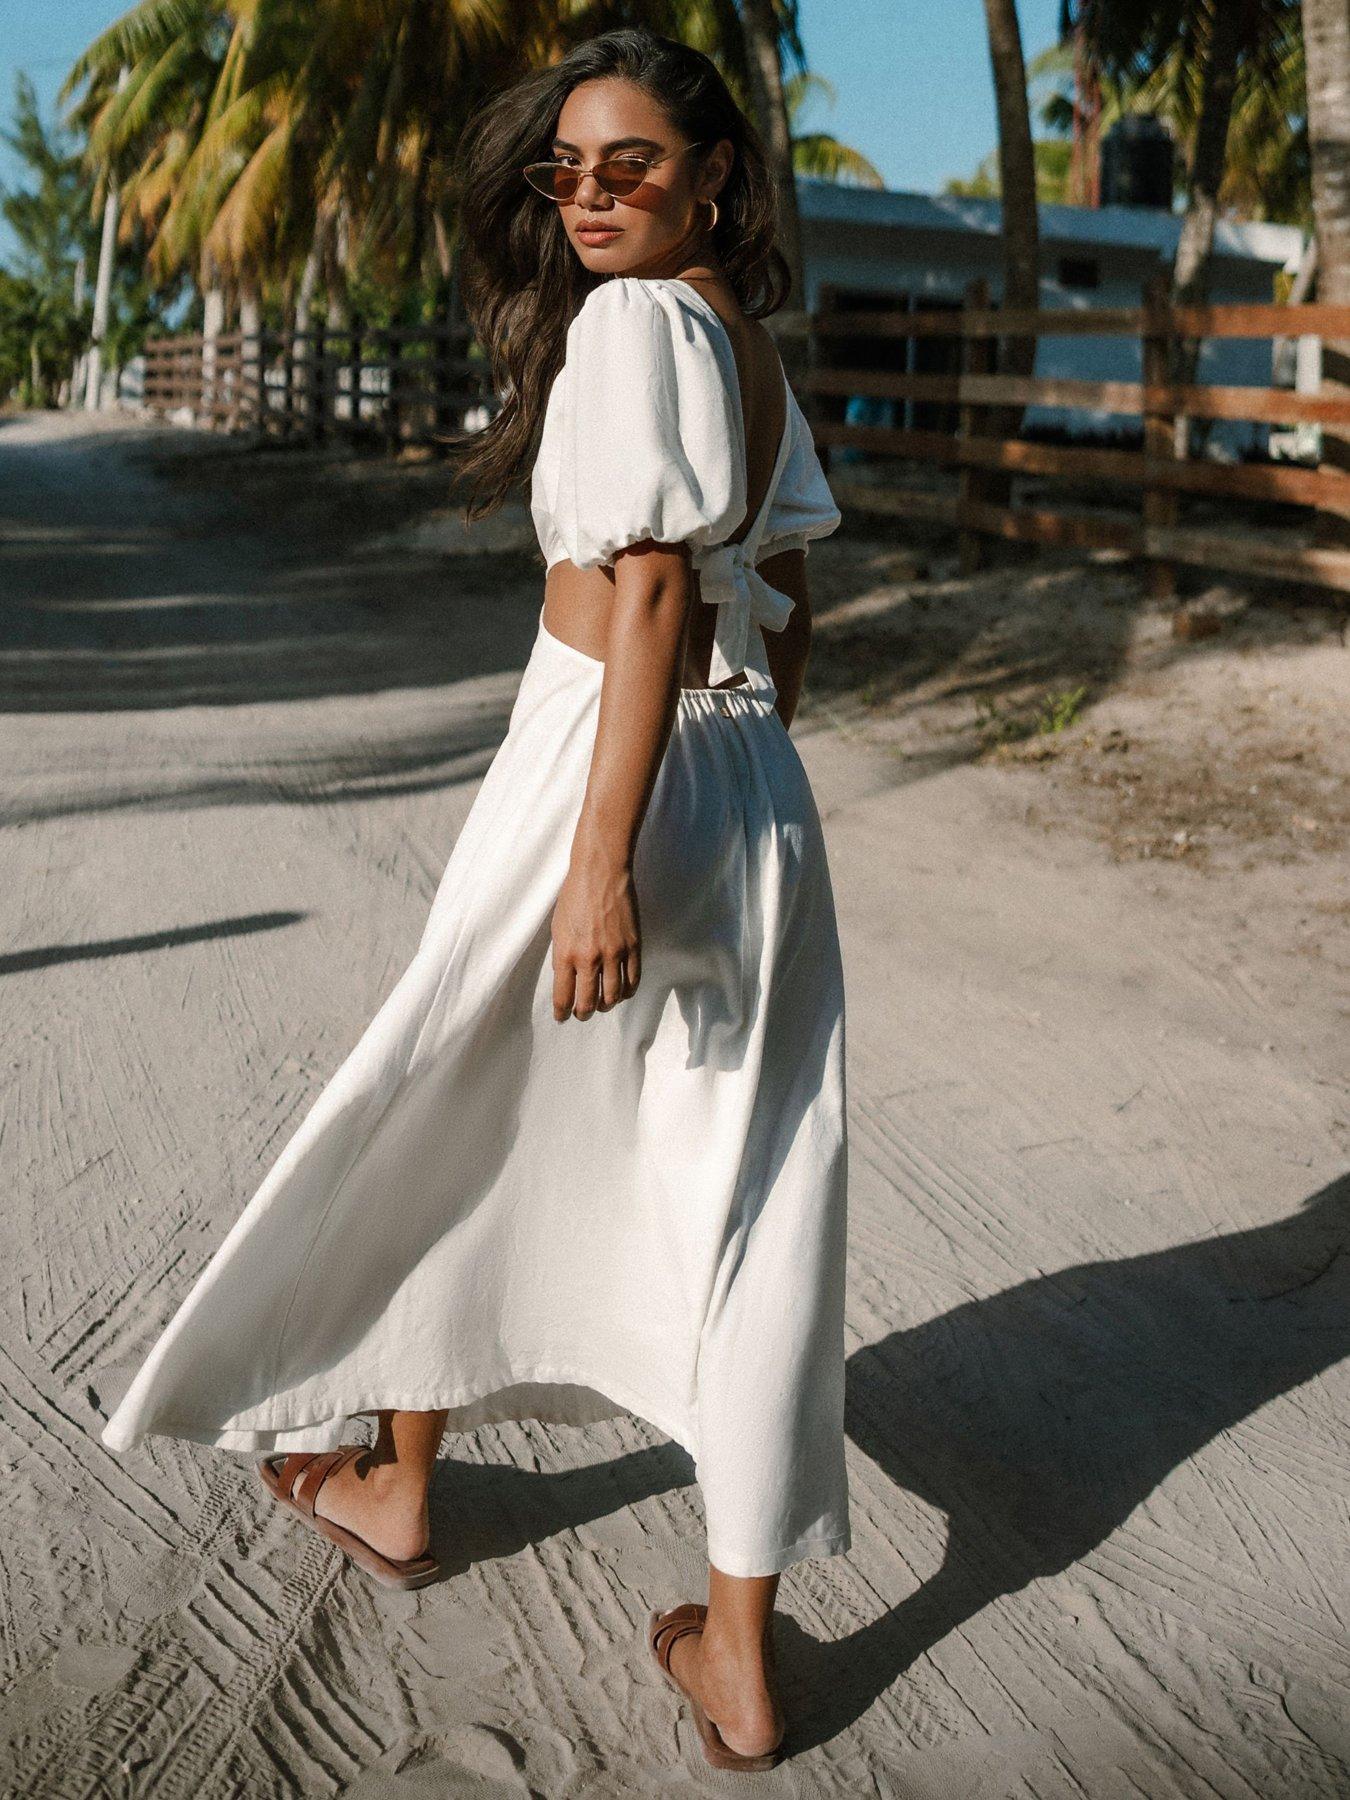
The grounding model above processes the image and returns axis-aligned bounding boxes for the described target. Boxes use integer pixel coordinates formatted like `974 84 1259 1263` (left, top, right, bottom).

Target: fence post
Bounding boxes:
310 317 326 442
220 332 234 432
434 310 455 438
1141 270 1178 602
243 321 262 433
808 286 837 478
348 312 364 433
386 328 403 452
958 277 993 575
248 328 261 434
280 306 295 440
201 290 222 428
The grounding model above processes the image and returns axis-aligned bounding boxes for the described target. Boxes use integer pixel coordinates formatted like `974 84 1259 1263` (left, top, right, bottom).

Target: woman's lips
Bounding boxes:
577 224 622 243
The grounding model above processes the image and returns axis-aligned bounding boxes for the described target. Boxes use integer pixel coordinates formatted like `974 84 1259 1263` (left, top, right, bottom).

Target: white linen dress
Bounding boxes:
100 275 850 1578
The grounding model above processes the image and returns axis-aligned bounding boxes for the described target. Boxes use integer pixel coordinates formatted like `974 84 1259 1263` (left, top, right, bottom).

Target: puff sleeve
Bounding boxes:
536 279 747 571
756 385 843 561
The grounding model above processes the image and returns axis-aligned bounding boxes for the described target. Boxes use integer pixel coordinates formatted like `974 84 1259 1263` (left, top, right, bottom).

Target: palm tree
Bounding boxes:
1072 3 1303 298
54 2 877 417
1064 0 1305 444
1300 0 1350 543
0 73 98 405
64 4 227 282
737 0 810 392
982 0 1041 446
1160 4 1246 313
1303 0 1350 298
1038 25 1309 225
984 0 1041 325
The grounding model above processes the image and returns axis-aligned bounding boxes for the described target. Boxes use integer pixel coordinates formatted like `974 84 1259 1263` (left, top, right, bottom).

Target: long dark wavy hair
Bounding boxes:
448 28 790 523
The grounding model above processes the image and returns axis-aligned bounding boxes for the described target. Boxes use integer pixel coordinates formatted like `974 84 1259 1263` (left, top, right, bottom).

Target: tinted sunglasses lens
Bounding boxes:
595 159 647 196
524 164 578 199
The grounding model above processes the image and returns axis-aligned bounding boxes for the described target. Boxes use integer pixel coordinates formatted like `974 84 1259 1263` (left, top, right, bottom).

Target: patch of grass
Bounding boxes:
1036 685 1088 734
975 683 1089 748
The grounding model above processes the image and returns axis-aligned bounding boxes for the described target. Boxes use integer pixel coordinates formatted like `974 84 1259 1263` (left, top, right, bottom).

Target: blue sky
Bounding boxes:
0 0 1067 263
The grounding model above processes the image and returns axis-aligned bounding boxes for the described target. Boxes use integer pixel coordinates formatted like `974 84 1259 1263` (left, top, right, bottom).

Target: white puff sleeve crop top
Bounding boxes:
530 276 842 686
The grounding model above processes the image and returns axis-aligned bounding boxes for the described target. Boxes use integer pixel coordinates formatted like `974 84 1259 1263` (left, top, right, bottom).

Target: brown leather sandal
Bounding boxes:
258 1445 441 1591
647 1603 785 1772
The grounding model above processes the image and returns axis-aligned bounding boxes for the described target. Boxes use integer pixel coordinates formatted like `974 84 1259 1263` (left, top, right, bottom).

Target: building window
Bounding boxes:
1058 256 1100 290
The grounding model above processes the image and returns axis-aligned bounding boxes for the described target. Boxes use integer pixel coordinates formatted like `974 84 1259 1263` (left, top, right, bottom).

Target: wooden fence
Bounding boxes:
802 275 1350 599
139 287 1350 599
140 319 490 447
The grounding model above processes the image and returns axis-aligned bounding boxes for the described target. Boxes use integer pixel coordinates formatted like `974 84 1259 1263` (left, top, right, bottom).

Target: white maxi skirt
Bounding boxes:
101 606 850 1578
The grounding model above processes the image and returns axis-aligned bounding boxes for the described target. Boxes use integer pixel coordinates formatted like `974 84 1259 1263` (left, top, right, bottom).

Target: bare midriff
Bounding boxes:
541 558 751 691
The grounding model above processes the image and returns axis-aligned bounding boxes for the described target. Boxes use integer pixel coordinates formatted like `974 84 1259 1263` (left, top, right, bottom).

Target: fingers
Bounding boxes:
551 948 640 1022
597 950 626 1012
572 959 602 1021
552 958 576 1024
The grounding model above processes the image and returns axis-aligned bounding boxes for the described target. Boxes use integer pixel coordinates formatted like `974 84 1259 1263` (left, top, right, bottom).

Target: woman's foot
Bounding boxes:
303 1448 431 1563
666 1618 784 1760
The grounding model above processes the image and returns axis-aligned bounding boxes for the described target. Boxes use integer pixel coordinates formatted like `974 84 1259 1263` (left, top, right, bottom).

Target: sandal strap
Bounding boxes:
651 1603 707 1676
292 1445 362 1518
270 1451 325 1503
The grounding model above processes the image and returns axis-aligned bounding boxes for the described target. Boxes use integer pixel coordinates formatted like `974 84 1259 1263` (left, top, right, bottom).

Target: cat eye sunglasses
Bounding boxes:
522 140 708 202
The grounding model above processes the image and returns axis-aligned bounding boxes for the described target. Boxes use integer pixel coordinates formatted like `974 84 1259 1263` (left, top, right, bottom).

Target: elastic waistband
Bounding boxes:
675 683 775 722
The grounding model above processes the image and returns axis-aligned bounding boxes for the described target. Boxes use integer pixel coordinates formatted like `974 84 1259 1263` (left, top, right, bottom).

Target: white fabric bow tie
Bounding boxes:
696 542 795 687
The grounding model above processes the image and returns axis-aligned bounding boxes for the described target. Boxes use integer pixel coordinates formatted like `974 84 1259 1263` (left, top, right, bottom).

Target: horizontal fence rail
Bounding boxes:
811 300 1350 340
803 276 1350 599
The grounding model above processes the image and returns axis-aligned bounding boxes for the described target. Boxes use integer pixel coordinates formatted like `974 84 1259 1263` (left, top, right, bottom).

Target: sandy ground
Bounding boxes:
1 408 1347 1798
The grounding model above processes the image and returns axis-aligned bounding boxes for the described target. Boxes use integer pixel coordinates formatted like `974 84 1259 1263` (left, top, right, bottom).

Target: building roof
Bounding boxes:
797 176 1306 269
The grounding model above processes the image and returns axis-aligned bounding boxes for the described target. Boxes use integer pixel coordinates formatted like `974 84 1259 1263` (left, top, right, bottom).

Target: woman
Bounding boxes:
100 28 848 1775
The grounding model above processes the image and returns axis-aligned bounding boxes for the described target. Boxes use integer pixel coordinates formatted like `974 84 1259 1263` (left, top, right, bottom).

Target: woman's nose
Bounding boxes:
574 172 613 209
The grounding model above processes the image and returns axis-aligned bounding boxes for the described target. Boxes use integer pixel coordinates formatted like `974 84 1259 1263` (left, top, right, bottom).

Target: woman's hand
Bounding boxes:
551 832 642 1022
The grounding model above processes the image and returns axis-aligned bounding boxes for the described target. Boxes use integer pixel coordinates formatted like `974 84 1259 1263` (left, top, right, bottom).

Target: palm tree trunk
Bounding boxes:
85 163 121 410
1170 0 1246 454
295 220 326 433
1301 0 1350 546
69 253 87 410
432 209 454 285
1173 4 1244 306
982 0 1040 445
239 285 262 431
740 0 806 377
296 234 322 333
327 197 350 330
201 275 225 428
84 64 128 412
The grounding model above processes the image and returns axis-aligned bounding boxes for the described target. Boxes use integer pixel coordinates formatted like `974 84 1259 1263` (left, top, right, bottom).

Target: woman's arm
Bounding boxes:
550 543 693 1024
755 547 811 729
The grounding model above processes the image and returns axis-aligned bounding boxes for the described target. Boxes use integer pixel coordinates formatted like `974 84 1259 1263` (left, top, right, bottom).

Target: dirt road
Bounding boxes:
2 410 1346 1797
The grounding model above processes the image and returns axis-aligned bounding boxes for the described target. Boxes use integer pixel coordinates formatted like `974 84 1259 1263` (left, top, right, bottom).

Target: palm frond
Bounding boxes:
791 135 886 187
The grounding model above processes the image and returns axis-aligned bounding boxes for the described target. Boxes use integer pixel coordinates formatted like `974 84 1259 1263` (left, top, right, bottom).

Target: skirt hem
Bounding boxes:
99 1367 851 1575
101 1363 698 1462
705 1530 852 1579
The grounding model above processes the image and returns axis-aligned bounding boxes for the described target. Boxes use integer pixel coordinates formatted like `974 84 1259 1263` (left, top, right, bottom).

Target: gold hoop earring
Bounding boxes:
702 196 720 234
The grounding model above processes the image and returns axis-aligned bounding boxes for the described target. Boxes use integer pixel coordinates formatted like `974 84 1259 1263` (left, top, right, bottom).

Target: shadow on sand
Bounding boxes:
422 1174 1347 1751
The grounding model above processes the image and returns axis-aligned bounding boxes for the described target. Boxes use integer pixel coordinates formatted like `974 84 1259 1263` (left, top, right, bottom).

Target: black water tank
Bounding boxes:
1100 115 1174 208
